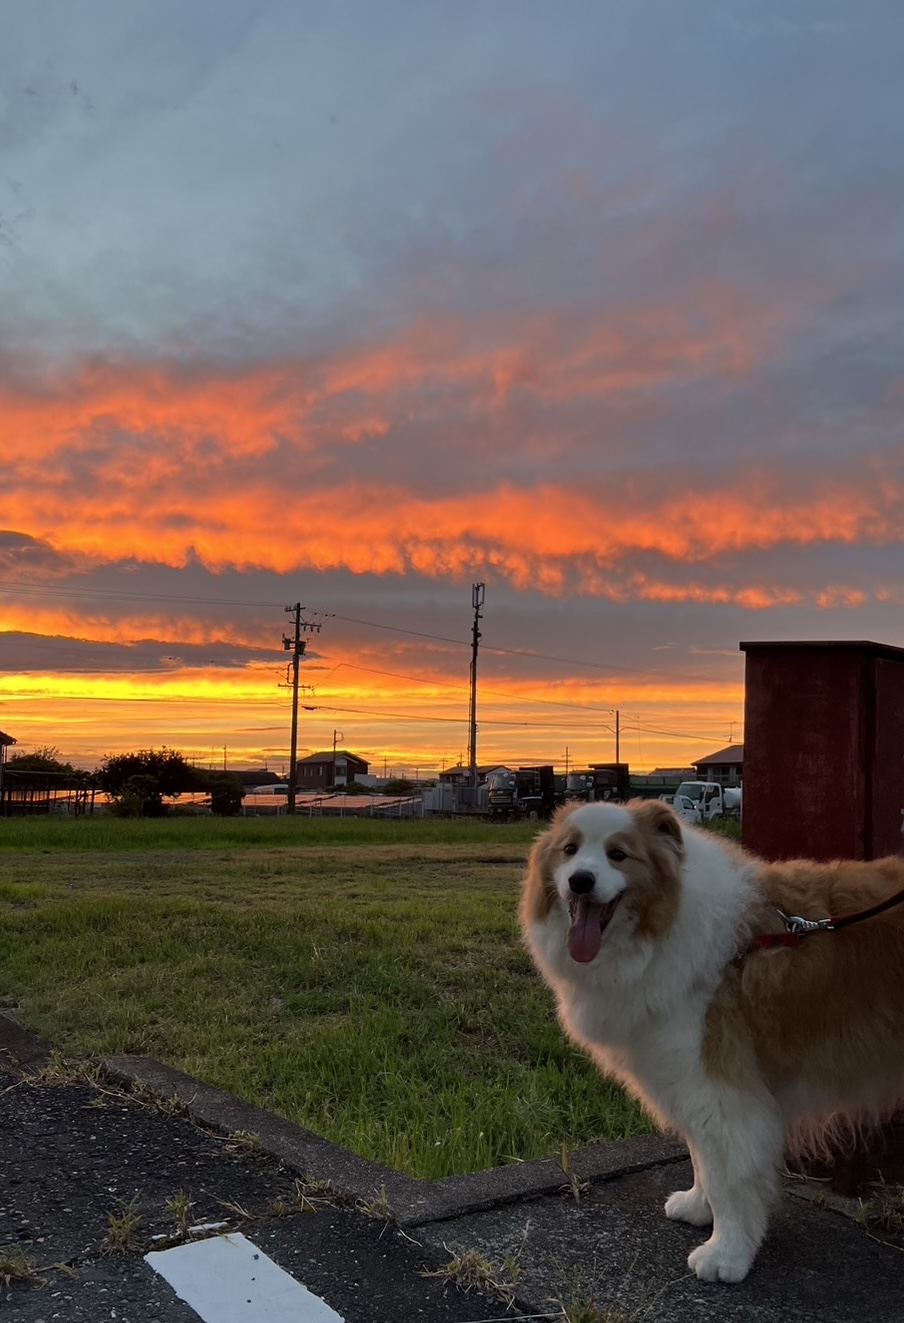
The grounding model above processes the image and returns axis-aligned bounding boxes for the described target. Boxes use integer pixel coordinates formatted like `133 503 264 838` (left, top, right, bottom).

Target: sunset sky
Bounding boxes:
2 0 903 777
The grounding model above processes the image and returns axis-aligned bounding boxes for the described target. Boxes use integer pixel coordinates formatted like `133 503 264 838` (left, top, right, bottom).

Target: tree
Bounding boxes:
204 770 245 816
6 746 77 775
4 747 91 791
98 748 207 816
382 777 414 797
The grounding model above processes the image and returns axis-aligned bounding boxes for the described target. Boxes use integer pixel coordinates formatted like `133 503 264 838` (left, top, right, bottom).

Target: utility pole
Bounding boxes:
468 582 485 789
331 728 344 788
283 604 321 814
615 709 621 765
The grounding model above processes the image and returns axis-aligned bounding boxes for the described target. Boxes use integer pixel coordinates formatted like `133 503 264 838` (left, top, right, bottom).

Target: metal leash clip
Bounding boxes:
775 908 835 936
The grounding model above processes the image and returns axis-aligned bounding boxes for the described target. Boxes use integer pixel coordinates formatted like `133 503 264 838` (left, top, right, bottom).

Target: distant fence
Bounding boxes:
0 770 98 817
240 793 425 819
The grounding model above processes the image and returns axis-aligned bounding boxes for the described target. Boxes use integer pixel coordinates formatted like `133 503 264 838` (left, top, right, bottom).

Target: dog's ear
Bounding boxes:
550 799 581 827
522 814 567 923
633 799 683 852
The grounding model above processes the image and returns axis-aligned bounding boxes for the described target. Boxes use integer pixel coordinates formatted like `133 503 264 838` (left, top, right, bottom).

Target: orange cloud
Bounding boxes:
3 469 904 605
0 603 273 649
1 290 899 608
3 289 770 475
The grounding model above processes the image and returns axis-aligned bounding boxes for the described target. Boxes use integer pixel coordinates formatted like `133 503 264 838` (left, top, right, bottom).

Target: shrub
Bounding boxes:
382 777 414 797
99 748 208 817
205 771 246 816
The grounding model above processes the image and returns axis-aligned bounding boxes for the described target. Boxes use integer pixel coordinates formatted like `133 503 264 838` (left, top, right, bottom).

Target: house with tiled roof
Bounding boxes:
692 743 743 786
295 750 369 790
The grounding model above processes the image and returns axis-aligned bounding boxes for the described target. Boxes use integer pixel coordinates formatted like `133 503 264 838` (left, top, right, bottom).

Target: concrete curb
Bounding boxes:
0 1013 53 1071
1 1015 687 1228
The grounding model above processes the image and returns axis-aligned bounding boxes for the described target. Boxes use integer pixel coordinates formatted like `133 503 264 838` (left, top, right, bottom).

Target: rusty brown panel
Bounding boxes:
739 641 886 862
869 657 904 859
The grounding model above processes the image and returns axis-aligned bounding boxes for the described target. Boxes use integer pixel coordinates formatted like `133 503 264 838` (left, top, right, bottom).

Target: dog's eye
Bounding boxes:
562 842 578 856
607 847 627 863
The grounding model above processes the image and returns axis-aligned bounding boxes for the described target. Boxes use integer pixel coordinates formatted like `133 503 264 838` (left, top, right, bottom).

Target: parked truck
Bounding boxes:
565 763 630 803
565 764 690 804
486 765 558 820
673 780 742 823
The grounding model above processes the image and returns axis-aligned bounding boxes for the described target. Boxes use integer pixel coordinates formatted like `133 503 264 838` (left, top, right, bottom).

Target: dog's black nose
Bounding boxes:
568 869 596 895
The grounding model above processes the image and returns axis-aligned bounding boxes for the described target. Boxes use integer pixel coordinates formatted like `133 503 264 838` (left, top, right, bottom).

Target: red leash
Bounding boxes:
745 885 904 956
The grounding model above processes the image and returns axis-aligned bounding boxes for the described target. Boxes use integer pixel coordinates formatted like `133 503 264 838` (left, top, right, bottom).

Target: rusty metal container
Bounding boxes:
740 640 904 862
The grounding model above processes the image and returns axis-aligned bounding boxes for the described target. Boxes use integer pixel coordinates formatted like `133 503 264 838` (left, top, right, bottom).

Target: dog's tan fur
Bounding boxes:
706 854 904 1119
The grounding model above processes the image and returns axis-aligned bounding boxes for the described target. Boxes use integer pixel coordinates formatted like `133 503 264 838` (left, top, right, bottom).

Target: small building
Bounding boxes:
692 744 744 786
232 769 284 789
741 639 904 862
295 750 369 790
0 730 16 809
438 764 507 786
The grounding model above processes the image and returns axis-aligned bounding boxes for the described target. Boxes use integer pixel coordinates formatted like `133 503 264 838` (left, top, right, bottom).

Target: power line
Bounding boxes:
0 578 743 750
0 690 288 706
306 703 615 730
337 662 621 715
628 721 743 742
0 577 288 610
0 576 739 685
327 610 724 682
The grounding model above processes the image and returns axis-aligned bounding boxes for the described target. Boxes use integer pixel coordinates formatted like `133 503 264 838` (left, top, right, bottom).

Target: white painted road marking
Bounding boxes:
145 1232 345 1322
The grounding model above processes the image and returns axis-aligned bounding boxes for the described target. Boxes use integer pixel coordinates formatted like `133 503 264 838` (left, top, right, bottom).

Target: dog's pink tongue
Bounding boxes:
567 898 604 963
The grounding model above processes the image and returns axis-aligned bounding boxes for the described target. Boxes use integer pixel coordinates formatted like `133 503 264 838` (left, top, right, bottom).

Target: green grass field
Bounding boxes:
0 815 650 1179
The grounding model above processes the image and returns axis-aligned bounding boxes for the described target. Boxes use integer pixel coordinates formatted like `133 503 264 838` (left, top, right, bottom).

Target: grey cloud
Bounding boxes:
0 530 77 577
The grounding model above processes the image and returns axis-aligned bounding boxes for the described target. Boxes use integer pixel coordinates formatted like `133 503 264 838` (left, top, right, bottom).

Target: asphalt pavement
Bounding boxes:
3 1014 904 1322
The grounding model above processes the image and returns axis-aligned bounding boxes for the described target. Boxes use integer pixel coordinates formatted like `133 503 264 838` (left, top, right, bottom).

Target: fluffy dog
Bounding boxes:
520 798 904 1282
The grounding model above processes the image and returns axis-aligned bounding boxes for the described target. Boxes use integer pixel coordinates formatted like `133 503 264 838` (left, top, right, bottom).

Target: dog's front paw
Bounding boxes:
687 1235 754 1283
664 1187 712 1226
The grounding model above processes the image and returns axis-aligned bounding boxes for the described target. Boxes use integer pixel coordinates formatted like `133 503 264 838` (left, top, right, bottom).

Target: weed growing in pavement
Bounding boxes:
267 1176 339 1218
559 1144 590 1204
164 1191 196 1238
222 1129 261 1157
423 1221 530 1308
355 1185 393 1222
128 1079 193 1119
856 1180 904 1242
102 1196 143 1253
26 1051 101 1089
26 1057 202 1131
294 1176 339 1213
0 1244 46 1289
214 1195 256 1223
561 1302 642 1323
421 1246 521 1308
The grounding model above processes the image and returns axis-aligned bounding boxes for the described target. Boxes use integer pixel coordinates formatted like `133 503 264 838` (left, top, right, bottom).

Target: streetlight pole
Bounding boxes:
332 728 344 788
468 582 485 789
283 604 321 814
